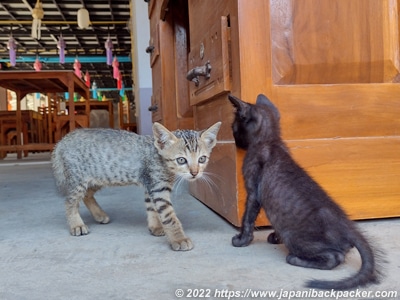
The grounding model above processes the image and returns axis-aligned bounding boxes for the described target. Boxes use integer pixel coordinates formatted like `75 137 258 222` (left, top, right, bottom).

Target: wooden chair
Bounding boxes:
0 117 29 158
48 98 89 143
118 98 136 132
37 106 49 143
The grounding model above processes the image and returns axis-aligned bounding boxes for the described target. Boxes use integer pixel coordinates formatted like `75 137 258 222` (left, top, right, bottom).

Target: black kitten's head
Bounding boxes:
228 94 281 149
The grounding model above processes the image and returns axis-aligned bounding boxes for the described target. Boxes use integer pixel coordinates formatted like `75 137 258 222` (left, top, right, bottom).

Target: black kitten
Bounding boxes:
228 93 380 290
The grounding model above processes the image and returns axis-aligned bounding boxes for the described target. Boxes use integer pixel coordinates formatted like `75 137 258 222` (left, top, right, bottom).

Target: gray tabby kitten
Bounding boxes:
51 122 221 251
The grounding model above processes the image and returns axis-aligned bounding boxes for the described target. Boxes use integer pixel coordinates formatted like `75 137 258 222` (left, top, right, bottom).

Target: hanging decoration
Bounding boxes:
77 7 90 29
119 82 125 98
105 37 113 66
91 81 97 99
73 58 82 78
7 36 17 67
112 56 119 79
84 70 91 87
57 35 66 64
33 56 42 71
31 0 44 39
117 71 123 90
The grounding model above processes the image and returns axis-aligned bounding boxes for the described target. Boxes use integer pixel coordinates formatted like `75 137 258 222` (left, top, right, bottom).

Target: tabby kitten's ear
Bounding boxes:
153 122 179 151
201 122 222 149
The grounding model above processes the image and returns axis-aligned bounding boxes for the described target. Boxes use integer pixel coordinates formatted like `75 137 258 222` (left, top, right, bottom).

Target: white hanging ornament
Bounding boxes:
77 7 90 29
31 0 44 39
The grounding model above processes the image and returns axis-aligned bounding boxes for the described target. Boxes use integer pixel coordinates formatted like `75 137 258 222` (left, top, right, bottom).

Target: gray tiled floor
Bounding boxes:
0 153 399 299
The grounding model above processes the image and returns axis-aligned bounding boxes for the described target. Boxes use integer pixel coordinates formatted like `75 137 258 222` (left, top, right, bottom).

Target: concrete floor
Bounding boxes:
0 152 399 300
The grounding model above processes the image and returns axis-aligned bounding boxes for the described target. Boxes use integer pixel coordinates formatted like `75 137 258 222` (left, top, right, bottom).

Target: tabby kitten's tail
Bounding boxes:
307 230 378 290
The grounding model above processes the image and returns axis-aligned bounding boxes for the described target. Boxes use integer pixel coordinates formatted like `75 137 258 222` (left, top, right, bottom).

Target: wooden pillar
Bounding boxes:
15 91 23 159
85 90 90 127
68 80 76 132
47 93 53 144
0 87 7 110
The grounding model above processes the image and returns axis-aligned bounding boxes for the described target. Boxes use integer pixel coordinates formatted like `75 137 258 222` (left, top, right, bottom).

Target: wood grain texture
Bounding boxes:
189 142 241 225
287 137 400 219
271 84 400 140
270 0 400 84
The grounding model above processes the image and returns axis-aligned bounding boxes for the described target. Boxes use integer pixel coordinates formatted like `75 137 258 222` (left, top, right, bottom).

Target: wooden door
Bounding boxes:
188 0 400 226
264 0 400 220
147 0 193 130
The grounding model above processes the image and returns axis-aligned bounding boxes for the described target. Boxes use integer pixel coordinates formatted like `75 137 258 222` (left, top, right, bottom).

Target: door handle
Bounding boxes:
186 61 212 86
146 45 155 54
148 105 158 112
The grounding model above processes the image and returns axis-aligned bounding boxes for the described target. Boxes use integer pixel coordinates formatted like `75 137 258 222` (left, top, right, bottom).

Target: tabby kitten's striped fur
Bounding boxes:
51 122 221 251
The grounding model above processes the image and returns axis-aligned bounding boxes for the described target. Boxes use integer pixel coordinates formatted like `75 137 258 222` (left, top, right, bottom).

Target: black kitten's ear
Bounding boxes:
228 94 247 112
256 94 280 120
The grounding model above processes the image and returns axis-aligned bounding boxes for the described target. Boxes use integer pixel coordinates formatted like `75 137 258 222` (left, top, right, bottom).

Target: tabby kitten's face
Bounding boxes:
153 122 221 181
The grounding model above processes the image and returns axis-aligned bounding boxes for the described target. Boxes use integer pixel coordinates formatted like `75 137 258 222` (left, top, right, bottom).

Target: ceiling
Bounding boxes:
0 0 133 103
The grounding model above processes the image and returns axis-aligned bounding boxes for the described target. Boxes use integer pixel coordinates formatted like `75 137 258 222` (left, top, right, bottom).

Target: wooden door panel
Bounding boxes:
188 16 231 105
265 0 400 223
188 1 232 106
150 87 162 123
149 22 163 123
148 21 160 68
287 138 400 219
174 17 192 118
272 84 400 140
147 1 193 129
270 0 400 84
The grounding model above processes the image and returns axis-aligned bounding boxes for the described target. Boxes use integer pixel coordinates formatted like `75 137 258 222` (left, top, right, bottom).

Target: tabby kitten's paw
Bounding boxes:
94 215 110 224
170 237 194 251
232 233 253 247
70 224 90 236
267 231 282 244
149 226 165 236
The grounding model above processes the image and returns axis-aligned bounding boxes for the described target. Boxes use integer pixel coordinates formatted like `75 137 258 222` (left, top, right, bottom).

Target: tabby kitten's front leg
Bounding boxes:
146 188 193 251
144 191 165 236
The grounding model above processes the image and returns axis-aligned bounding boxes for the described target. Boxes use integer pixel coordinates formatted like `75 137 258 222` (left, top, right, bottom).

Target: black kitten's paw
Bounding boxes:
232 233 253 247
267 231 282 244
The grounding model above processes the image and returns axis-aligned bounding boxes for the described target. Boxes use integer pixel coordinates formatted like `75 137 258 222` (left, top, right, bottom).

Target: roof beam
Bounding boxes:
0 55 131 63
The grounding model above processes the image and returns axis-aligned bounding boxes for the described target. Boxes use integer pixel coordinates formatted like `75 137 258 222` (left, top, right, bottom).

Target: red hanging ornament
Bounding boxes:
33 56 42 71
112 56 119 79
73 58 81 78
84 70 90 87
117 71 122 90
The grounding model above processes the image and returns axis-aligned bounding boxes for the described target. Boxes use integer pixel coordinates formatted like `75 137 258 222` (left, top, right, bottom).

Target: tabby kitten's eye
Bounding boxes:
176 157 187 165
198 156 207 164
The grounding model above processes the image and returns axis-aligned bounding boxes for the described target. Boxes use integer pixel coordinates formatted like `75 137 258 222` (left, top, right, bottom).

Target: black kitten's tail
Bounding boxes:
306 230 379 290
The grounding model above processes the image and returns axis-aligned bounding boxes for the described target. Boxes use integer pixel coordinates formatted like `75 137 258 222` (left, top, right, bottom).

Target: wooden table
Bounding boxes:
0 71 90 159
